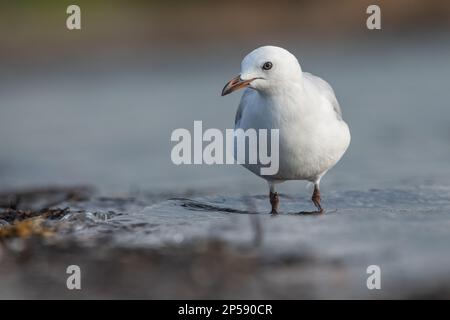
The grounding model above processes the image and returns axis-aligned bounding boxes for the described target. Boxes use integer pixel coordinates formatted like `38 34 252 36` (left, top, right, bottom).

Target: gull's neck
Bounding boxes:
258 75 304 99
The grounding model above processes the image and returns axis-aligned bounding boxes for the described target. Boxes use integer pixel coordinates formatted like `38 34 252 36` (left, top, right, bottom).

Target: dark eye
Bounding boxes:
262 61 273 70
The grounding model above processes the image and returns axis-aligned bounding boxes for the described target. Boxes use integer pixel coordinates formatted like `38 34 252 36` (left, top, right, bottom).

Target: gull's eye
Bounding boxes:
262 61 273 70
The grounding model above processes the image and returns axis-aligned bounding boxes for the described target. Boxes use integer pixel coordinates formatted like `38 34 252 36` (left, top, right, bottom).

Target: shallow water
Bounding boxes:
0 185 438 298
59 186 450 255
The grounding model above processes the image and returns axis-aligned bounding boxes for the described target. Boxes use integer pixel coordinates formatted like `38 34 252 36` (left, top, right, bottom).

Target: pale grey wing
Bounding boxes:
234 88 256 127
303 72 342 120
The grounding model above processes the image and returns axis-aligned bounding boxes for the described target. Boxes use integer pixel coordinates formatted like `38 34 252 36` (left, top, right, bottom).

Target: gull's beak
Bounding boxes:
221 75 254 96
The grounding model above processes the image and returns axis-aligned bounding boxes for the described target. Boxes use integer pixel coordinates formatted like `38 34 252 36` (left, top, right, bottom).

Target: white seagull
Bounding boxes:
221 46 350 214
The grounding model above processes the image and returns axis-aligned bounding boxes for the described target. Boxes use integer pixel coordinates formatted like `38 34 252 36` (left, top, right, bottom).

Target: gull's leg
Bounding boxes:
270 192 279 214
300 183 324 215
269 182 279 214
311 184 324 213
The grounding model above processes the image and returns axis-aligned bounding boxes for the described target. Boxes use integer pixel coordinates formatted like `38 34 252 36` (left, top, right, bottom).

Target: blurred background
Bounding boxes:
1 0 450 195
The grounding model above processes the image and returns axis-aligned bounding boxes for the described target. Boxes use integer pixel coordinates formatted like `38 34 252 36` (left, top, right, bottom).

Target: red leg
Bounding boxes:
300 184 324 215
270 191 279 214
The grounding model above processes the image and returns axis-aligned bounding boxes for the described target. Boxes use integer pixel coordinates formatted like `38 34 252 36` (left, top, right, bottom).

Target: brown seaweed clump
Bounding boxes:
0 207 69 224
0 217 55 240
0 208 70 241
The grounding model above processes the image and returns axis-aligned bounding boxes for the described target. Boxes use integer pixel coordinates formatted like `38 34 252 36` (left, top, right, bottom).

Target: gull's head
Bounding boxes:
221 46 302 96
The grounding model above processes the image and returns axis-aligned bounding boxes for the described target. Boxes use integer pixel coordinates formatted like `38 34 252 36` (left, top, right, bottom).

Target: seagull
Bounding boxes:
221 46 350 214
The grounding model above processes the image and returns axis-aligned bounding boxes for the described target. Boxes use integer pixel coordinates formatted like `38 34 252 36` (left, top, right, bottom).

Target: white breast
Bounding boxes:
234 77 350 183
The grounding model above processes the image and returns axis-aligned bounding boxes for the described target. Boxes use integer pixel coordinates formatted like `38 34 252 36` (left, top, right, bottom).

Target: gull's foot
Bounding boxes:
299 183 324 215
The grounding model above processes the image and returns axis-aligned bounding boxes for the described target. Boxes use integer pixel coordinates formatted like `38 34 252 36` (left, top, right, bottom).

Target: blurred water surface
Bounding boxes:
1 35 450 194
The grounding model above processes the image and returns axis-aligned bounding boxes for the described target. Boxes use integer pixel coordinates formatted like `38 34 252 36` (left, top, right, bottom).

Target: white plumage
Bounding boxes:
222 46 350 214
